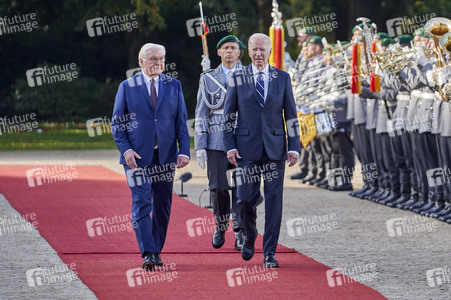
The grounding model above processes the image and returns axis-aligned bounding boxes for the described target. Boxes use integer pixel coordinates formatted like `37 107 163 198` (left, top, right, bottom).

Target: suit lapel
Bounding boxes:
156 74 167 113
265 66 278 108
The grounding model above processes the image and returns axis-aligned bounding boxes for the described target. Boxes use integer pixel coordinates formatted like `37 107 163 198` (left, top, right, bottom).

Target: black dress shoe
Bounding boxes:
234 230 245 251
289 171 308 180
314 178 328 187
350 183 370 197
363 187 384 200
385 193 410 207
212 229 225 249
142 254 156 270
263 255 279 268
155 253 163 266
241 240 255 261
358 186 379 199
328 183 353 191
300 175 317 184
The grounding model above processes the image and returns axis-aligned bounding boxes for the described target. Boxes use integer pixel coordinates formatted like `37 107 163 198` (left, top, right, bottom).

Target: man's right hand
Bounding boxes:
124 150 142 170
196 149 207 169
226 149 241 167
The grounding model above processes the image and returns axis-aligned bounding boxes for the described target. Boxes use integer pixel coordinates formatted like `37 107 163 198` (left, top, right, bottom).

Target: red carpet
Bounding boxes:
0 165 386 299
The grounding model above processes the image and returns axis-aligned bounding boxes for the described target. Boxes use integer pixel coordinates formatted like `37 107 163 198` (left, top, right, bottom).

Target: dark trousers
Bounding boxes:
125 149 174 257
237 149 285 256
311 138 326 179
412 131 428 197
330 130 355 175
207 149 242 232
440 136 451 201
403 131 418 194
353 124 374 184
378 133 400 191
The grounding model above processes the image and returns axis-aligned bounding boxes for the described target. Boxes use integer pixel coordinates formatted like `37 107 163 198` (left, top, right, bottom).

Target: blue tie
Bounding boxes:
256 71 265 106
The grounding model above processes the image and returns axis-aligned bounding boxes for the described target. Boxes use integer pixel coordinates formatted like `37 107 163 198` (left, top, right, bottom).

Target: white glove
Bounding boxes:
414 49 427 67
196 149 207 169
201 55 211 72
437 66 451 86
425 70 435 87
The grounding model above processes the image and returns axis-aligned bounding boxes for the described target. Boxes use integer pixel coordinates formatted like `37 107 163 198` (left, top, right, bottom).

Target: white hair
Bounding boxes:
138 43 166 67
248 33 272 50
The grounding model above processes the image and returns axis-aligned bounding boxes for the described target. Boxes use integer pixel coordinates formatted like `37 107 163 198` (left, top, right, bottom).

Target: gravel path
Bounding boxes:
0 150 450 299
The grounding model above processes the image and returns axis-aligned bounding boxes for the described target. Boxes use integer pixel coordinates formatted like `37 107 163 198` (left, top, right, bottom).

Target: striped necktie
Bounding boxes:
256 71 265 106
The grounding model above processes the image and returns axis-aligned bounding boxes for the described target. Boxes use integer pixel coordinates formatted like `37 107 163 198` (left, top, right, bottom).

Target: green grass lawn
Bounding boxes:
0 129 195 151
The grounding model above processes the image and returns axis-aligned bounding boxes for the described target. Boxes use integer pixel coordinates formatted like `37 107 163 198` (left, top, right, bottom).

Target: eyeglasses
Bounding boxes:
145 57 166 62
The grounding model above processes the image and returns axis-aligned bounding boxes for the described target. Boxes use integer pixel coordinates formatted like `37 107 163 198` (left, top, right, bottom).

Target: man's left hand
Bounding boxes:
287 152 299 167
177 156 190 168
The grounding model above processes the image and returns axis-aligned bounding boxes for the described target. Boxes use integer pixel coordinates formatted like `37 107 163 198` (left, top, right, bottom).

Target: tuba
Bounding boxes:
439 32 451 55
425 17 451 67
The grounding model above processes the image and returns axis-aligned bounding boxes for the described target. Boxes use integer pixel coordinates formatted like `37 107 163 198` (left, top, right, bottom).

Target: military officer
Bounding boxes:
194 35 246 250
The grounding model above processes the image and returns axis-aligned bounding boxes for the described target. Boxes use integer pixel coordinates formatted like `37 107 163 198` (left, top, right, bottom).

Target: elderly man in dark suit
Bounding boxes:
112 43 190 270
223 33 301 268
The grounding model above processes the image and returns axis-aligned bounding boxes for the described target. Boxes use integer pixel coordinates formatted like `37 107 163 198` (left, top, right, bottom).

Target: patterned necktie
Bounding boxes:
256 71 265 106
151 79 158 146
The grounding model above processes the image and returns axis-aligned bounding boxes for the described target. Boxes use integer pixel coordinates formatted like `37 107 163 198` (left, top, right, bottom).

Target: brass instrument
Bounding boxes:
373 49 417 74
440 32 451 54
425 17 451 67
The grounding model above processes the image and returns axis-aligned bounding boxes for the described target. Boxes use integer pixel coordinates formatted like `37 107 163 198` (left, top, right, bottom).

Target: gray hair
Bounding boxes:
138 43 166 67
248 33 272 50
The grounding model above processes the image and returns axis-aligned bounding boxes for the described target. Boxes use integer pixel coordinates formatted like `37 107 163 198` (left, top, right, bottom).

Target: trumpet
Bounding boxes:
425 17 451 67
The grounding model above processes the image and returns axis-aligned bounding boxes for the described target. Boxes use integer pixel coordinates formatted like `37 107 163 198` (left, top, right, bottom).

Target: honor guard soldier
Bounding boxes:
195 35 246 250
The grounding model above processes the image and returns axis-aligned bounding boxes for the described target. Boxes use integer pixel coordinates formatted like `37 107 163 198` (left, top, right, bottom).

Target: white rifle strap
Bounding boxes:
205 73 227 94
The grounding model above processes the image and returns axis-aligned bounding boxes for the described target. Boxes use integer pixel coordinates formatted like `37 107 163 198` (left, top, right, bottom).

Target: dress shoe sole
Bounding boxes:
212 239 225 249
142 261 156 271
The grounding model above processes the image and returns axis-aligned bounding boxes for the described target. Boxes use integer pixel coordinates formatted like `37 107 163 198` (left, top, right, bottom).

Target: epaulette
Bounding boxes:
200 69 214 76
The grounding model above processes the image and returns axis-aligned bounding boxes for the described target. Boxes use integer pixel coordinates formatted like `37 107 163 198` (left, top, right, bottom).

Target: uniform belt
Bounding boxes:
211 109 224 115
412 90 422 98
397 95 410 101
422 92 435 100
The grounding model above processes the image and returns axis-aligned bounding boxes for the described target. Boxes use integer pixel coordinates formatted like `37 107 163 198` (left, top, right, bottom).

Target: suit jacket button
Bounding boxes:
154 119 157 122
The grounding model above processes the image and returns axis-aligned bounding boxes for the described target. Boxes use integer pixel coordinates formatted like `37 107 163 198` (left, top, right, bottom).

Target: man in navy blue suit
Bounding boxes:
112 43 190 270
223 33 301 268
